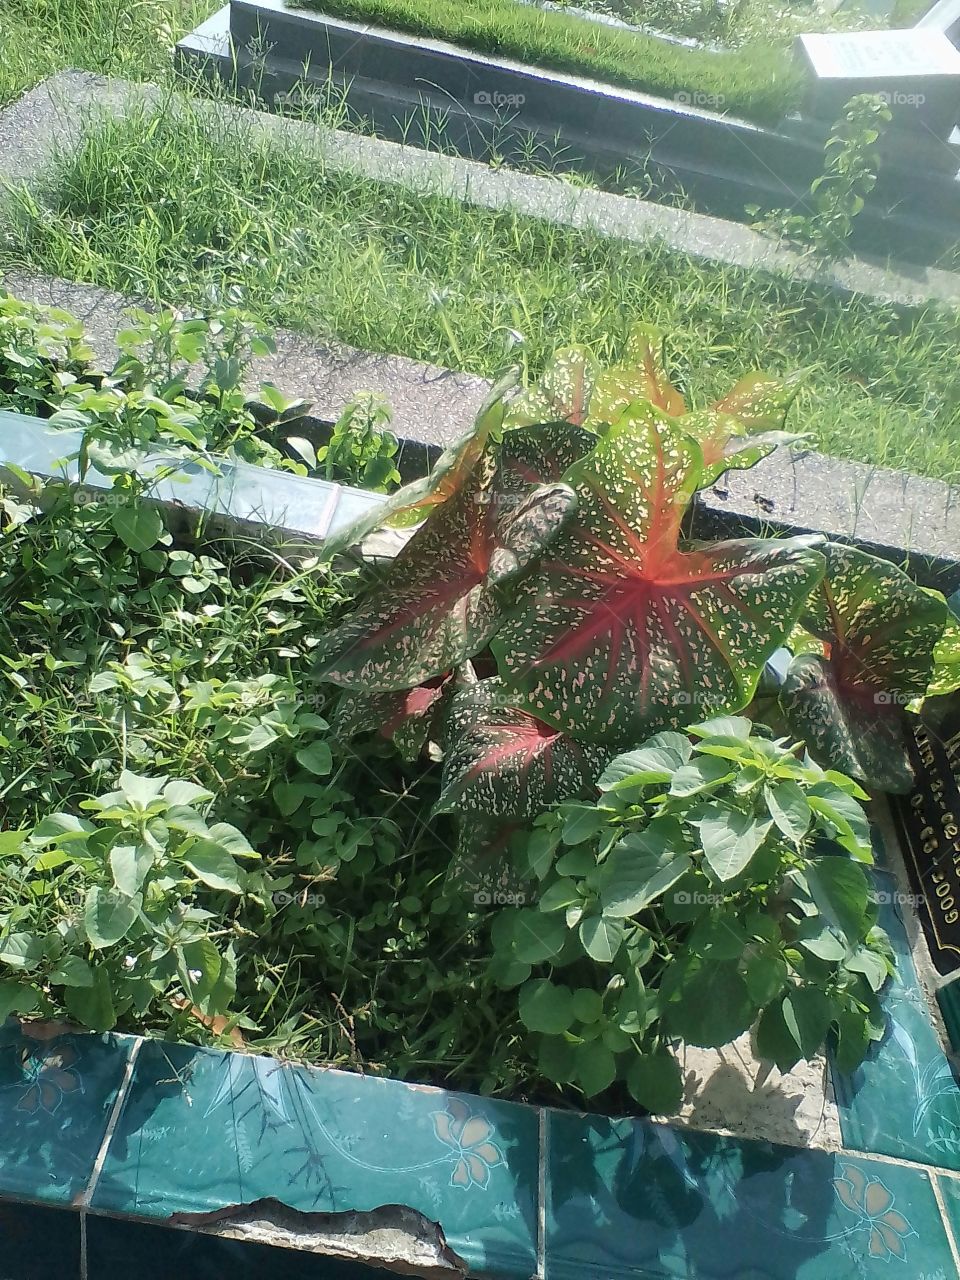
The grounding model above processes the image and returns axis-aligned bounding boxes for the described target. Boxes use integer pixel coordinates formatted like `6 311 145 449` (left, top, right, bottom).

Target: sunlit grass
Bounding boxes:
3 97 958 482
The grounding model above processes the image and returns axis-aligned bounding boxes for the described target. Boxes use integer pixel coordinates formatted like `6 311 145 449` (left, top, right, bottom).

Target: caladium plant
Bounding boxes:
319 326 956 822
779 544 948 792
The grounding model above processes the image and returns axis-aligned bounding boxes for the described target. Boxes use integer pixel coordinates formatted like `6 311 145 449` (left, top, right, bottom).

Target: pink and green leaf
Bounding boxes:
435 679 607 818
780 543 947 790
333 674 454 760
492 410 826 743
315 471 577 691
503 347 599 428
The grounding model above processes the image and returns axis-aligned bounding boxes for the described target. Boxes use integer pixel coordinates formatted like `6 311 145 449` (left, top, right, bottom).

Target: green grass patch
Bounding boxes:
0 0 208 109
3 98 959 482
300 0 801 123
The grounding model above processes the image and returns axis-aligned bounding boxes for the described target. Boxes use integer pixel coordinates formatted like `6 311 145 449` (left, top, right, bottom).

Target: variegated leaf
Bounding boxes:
780 544 947 789
498 420 597 495
314 472 576 691
621 323 686 416
332 675 453 760
319 373 512 557
435 679 607 818
492 410 826 743
503 347 599 428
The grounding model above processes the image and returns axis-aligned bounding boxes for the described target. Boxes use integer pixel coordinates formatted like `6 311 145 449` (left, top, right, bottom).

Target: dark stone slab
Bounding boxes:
209 0 960 261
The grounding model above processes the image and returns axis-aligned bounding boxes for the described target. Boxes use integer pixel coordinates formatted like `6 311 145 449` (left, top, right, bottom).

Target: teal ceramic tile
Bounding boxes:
832 869 960 1169
0 1199 81 1278
937 974 960 1054
0 1018 132 1205
931 1174 960 1267
90 1041 538 1279
546 1111 954 1279
85 1213 401 1279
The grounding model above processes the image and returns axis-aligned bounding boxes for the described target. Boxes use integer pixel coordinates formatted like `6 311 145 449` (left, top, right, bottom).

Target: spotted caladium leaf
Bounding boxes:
620 323 687 417
502 348 598 428
333 674 454 760
314 465 577 691
320 373 513 557
435 679 607 818
712 371 803 431
492 410 826 744
498 421 598 495
921 592 960 701
681 408 803 489
779 544 947 791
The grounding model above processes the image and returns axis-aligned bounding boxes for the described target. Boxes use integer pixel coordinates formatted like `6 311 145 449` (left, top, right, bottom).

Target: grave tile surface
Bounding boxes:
545 1108 954 1278
89 1039 539 1279
832 867 960 1170
0 1200 82 1274
0 1018 132 1205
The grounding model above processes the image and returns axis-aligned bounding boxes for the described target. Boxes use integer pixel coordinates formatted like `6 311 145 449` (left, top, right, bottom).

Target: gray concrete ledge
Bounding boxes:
3 71 960 309
0 269 491 455
4 264 960 590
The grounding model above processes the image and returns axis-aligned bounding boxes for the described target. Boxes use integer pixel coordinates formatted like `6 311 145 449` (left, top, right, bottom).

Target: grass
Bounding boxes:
3 97 959 483
301 0 800 123
0 0 208 109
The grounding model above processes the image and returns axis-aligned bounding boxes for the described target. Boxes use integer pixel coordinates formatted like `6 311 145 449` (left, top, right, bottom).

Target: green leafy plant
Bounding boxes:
0 770 271 1033
317 392 401 492
487 717 891 1108
750 93 893 259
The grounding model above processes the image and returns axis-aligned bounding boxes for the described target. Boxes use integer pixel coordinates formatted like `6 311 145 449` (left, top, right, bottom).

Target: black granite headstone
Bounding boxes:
891 707 960 975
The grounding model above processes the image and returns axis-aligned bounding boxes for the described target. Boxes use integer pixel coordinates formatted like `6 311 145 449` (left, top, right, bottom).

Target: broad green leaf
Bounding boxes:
780 544 946 792
699 808 772 882
688 715 753 742
295 741 333 777
661 956 754 1047
111 503 165 553
560 805 607 846
0 980 38 1021
756 997 802 1072
64 966 116 1032
538 878 582 913
182 841 244 893
574 1040 617 1097
765 780 811 842
0 932 45 971
626 1047 683 1113
598 733 692 789
0 831 28 854
435 679 606 820
519 979 575 1034
579 912 623 962
163 780 214 807
50 955 94 987
807 783 872 860
795 921 846 962
316 465 576 692
493 411 825 743
806 856 870 946
84 887 139 949
782 986 833 1057
110 843 154 897
572 988 604 1023
600 818 691 916
844 945 889 992
669 756 735 797
512 910 567 963
118 770 167 811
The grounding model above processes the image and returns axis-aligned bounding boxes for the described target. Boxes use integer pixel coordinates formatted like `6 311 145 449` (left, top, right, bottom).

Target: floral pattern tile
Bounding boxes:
831 869 960 1170
84 1213 402 1280
89 1040 538 1279
545 1110 955 1279
0 1019 133 1205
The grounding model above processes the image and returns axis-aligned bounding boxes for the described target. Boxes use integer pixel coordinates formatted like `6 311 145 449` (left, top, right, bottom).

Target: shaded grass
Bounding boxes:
0 0 208 109
3 98 959 482
300 0 800 123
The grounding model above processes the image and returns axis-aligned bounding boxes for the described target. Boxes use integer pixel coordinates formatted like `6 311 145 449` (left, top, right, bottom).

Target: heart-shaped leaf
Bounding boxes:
493 411 825 743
